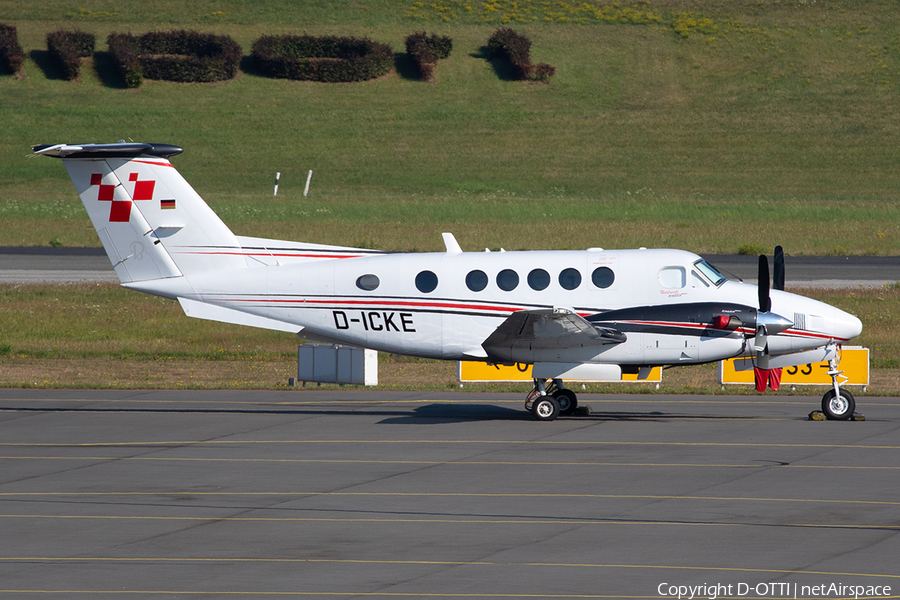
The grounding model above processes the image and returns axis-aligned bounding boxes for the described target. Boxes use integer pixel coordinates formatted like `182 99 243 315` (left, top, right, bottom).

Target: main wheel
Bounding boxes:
532 396 560 421
822 388 855 421
553 389 578 416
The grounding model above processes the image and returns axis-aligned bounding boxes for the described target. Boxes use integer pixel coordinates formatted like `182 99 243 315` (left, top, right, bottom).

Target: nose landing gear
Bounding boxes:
820 345 855 420
810 343 865 421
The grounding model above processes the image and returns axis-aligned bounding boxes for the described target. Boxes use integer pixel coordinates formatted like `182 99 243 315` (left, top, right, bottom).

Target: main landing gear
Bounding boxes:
820 344 855 420
526 378 578 421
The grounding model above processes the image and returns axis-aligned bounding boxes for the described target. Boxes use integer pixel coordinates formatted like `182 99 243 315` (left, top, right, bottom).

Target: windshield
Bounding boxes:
693 259 727 287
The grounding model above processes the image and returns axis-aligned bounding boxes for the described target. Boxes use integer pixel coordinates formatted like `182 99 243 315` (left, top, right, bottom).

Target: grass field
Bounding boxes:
1 1 898 393
1 0 899 254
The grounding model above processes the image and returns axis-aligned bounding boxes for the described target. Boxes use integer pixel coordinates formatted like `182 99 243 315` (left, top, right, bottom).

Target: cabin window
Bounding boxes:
559 268 582 290
466 270 488 292
415 270 438 293
356 274 380 291
591 267 614 289
497 269 519 291
527 268 550 291
658 266 686 289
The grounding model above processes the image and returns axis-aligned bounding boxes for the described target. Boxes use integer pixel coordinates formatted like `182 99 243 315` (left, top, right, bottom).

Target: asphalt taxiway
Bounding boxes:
1 389 898 598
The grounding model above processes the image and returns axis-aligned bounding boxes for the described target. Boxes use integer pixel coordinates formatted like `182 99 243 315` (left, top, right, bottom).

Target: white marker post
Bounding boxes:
304 170 313 197
274 172 280 197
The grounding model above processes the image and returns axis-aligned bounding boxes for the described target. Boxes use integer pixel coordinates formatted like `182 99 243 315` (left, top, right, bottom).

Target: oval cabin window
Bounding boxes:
497 269 519 292
415 270 438 293
559 268 582 290
356 274 380 291
527 269 550 291
591 267 614 289
466 270 488 292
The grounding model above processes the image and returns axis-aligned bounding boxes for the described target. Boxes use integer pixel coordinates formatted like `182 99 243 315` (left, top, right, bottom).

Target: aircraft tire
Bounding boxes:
553 389 578 416
821 388 855 421
532 396 560 421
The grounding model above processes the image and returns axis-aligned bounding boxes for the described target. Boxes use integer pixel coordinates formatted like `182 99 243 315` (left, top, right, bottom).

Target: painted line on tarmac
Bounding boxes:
2 439 899 449
3 455 899 469
0 491 897 506
0 592 895 600
0 592 655 599
0 591 655 599
0 557 899 581
1 513 898 529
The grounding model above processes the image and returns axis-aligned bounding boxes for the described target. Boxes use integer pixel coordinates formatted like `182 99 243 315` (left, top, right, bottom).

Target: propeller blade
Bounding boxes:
773 245 785 291
753 328 767 353
757 255 770 312
756 349 770 371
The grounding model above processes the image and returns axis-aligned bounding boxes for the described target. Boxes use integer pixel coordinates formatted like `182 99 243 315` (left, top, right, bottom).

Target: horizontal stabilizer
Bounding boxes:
178 297 302 333
33 142 184 159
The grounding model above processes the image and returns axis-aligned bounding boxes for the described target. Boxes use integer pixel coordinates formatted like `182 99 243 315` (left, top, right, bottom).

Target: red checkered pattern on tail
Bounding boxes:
90 172 156 222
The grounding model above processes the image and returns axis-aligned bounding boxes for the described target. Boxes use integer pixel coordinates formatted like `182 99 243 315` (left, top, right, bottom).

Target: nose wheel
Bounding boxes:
819 343 856 420
822 388 855 421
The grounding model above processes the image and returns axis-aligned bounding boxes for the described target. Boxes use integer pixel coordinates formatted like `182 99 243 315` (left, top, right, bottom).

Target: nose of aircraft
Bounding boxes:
834 307 863 342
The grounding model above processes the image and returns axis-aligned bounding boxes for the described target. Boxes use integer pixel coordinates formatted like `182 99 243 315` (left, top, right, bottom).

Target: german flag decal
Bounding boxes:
160 199 176 210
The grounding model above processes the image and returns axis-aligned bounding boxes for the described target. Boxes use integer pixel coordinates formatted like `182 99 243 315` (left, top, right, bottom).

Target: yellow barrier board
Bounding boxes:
719 347 868 386
459 362 662 383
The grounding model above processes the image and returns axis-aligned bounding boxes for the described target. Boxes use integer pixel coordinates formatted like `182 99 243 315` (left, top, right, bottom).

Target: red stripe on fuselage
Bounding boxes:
215 297 528 314
176 251 368 260
597 320 852 343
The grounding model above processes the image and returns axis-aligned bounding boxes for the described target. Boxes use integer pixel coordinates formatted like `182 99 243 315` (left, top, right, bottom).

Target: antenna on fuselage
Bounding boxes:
442 232 462 254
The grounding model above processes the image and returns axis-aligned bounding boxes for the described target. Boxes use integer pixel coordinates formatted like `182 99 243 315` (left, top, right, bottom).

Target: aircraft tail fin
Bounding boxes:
33 142 247 283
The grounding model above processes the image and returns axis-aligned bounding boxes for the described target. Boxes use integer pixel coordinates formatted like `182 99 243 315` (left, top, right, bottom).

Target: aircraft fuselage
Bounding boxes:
137 247 861 366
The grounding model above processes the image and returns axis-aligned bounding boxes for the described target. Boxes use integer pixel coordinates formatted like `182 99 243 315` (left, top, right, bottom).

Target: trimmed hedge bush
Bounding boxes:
107 33 142 87
486 27 555 83
0 23 25 75
107 30 241 88
405 32 452 81
252 35 393 82
47 30 95 80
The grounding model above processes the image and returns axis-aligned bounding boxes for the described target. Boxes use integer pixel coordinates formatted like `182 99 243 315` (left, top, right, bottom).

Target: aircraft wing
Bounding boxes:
481 309 625 363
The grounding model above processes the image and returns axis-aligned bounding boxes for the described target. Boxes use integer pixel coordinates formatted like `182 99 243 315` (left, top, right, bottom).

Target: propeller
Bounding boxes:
758 255 770 313
753 246 792 371
773 245 785 291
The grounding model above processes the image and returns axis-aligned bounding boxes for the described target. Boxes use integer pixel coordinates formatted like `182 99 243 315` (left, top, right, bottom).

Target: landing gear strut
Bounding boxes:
821 344 855 420
525 378 578 421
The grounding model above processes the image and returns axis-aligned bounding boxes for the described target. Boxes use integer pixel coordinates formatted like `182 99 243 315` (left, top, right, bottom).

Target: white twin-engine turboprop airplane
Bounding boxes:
34 141 864 421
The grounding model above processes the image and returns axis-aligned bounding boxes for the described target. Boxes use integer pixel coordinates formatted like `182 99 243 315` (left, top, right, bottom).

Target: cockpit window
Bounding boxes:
693 259 727 287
